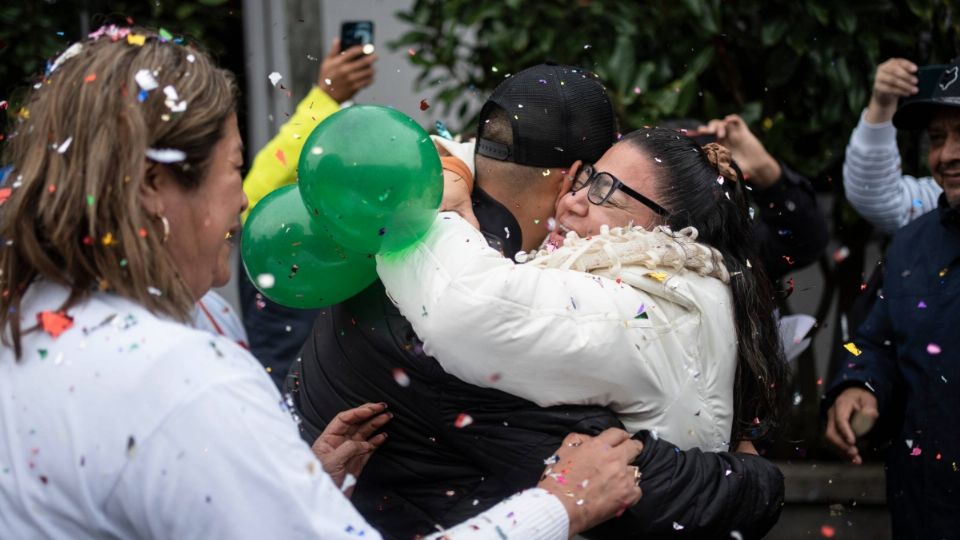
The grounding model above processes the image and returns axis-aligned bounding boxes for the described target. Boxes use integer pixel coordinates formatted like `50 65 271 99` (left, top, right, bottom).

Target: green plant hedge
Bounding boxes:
393 0 958 178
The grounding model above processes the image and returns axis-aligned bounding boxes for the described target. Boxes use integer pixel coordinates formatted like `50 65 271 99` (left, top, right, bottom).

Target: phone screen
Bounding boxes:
341 21 374 53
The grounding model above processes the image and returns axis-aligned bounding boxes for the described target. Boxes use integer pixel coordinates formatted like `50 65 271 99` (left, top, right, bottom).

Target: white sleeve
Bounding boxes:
377 212 683 409
105 370 386 540
106 348 569 540
843 110 942 234
426 489 568 540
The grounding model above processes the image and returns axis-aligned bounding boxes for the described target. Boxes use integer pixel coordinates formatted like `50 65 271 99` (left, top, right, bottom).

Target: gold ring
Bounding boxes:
630 466 641 485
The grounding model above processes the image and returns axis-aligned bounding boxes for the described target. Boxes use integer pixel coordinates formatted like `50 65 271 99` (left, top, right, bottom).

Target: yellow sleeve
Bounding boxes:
241 86 340 222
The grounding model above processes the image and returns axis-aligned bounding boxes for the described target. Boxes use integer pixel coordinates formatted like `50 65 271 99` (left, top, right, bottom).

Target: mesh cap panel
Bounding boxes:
477 63 616 168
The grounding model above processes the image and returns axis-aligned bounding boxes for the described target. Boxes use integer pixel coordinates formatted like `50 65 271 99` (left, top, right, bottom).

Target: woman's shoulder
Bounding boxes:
17 281 262 385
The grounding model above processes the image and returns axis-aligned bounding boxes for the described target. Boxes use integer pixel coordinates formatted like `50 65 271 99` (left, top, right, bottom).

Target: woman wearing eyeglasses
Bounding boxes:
378 127 787 453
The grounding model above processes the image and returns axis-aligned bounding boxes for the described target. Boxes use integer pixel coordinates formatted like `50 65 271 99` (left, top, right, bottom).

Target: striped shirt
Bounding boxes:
843 111 941 234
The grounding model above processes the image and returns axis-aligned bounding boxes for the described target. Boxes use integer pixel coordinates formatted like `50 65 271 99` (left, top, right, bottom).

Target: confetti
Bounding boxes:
268 72 283 87
101 232 115 246
56 137 73 154
833 246 850 263
126 33 146 46
673 522 685 531
256 273 276 290
84 73 97 83
454 413 474 428
927 343 942 355
820 525 836 538
134 69 158 91
145 148 186 163
0 187 11 206
419 99 430 111
635 304 648 319
645 271 669 283
435 120 453 140
275 148 287 166
158 28 174 41
843 342 862 356
392 368 411 387
38 310 74 338
910 446 922 456
126 436 137 458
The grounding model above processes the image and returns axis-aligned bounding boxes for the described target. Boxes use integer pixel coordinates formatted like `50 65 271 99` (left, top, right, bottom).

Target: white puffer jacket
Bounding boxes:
377 212 738 452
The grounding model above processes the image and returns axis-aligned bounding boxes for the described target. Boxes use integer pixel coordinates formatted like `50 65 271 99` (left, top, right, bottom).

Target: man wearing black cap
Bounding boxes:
843 58 949 233
290 64 785 540
825 58 960 539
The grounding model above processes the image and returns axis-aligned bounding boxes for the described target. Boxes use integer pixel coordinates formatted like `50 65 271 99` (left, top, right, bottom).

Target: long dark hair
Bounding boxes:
622 127 788 442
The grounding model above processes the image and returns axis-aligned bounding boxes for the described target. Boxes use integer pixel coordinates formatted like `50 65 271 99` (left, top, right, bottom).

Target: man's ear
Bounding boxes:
139 160 170 215
554 160 582 206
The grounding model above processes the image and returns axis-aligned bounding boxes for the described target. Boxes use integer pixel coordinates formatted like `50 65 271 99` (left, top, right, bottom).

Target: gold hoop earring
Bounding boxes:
159 215 170 244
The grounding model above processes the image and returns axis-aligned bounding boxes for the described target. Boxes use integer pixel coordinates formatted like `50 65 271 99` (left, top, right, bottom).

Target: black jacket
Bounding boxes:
824 195 960 539
289 190 785 539
752 162 829 280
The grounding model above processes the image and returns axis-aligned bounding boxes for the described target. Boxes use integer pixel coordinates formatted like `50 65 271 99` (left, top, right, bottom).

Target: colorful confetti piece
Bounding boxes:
38 311 74 338
454 413 473 429
843 342 862 356
392 368 411 387
126 33 146 46
645 271 669 283
927 343 942 355
419 99 430 111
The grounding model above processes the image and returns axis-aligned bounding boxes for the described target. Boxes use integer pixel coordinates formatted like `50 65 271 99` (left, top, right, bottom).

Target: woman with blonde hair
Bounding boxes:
0 27 642 539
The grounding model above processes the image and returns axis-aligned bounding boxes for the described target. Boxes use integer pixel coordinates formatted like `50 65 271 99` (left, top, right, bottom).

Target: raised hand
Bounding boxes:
311 402 391 496
866 58 919 124
318 38 378 104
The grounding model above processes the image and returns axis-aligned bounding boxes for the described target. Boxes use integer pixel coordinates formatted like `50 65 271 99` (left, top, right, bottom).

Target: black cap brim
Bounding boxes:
893 97 960 130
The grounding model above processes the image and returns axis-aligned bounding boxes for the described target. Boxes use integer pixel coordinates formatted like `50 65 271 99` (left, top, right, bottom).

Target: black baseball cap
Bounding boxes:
476 63 617 167
893 58 960 130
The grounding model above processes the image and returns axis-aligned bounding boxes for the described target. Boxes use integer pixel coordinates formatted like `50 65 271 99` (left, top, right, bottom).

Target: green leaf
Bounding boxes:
761 21 789 46
835 10 857 34
740 101 763 125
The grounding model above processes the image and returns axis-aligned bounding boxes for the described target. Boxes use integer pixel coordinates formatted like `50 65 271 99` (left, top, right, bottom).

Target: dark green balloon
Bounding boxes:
241 185 377 309
298 105 442 254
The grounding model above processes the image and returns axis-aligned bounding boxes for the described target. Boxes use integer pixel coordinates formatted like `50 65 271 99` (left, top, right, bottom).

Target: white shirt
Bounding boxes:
843 110 941 234
0 281 567 539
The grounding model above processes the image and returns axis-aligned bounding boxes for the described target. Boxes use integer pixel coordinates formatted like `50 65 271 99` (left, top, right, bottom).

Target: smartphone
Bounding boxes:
902 64 947 105
341 21 374 53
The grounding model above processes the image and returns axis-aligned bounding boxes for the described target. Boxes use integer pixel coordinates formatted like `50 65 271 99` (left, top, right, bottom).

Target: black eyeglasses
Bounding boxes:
571 164 669 217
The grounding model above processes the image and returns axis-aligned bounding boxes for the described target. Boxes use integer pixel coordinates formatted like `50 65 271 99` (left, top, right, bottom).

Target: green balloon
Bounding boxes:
298 105 443 254
241 185 377 309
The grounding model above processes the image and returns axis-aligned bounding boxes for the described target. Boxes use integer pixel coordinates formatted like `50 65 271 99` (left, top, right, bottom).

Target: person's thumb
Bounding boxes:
328 37 342 57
